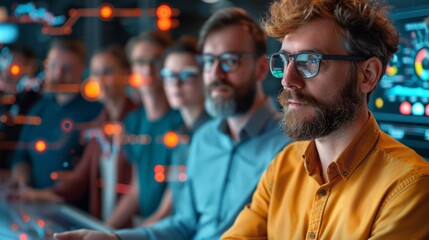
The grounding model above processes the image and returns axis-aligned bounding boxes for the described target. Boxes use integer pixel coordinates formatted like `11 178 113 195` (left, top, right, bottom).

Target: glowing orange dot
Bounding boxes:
35 140 47 152
10 64 21 76
163 131 179 148
154 173 165 182
37 219 45 228
82 80 101 101
50 172 58 180
103 123 123 135
22 215 30 222
157 5 172 18
11 223 18 231
154 165 164 173
99 4 113 20
157 18 172 31
128 73 152 87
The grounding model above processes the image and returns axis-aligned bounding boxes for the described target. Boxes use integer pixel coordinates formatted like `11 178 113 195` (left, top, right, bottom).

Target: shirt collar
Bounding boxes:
302 112 381 181
218 98 279 142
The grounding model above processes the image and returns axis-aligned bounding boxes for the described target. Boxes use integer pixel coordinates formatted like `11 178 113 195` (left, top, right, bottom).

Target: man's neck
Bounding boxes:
105 97 126 121
315 109 370 182
141 89 169 121
226 96 267 142
180 103 205 129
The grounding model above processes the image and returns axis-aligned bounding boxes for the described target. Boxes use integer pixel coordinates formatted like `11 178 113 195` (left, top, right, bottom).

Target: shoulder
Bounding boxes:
191 118 222 140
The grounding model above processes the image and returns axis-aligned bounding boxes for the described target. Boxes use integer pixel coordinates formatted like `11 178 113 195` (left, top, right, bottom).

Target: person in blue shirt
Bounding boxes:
9 38 102 189
106 31 183 229
54 7 291 240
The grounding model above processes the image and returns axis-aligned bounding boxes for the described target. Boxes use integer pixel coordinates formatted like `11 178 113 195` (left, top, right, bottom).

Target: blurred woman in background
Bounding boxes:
139 36 211 226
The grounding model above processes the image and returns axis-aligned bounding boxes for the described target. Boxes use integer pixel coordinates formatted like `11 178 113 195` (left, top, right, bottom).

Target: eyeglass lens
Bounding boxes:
160 68 199 83
269 53 321 79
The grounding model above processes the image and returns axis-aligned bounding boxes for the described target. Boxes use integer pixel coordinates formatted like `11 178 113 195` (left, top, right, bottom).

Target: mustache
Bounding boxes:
278 90 322 108
206 79 234 92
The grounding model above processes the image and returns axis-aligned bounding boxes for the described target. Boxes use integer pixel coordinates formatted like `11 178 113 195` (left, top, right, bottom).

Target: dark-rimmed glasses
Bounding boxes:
268 52 365 79
198 52 259 73
160 67 199 84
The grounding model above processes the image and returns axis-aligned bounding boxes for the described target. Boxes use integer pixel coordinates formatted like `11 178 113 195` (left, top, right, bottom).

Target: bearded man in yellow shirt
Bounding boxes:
223 0 429 239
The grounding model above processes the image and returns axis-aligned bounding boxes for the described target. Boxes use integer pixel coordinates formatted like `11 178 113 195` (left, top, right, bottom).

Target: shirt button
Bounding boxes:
319 189 326 197
309 232 316 239
343 171 348 177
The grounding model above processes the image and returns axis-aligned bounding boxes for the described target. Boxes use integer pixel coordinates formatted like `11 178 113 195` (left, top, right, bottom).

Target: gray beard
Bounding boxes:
204 96 237 118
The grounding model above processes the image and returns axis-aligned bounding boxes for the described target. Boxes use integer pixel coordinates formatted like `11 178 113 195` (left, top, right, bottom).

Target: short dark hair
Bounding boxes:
94 44 130 72
49 38 86 63
198 7 267 55
125 30 173 61
161 36 200 68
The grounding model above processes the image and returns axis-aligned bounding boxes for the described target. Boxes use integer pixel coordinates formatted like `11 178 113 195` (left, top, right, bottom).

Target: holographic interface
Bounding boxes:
370 6 429 159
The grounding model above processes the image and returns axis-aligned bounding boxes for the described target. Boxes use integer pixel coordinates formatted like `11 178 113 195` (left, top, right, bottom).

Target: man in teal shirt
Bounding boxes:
54 7 291 240
10 39 102 189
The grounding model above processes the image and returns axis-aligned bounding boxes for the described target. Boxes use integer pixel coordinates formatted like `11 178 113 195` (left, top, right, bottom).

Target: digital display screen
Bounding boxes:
370 6 429 159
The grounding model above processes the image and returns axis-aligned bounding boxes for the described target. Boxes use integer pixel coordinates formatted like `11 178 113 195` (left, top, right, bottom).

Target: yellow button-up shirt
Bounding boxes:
223 113 429 240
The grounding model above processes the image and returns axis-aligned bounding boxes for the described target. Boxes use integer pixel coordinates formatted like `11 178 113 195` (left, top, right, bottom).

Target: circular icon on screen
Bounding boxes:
414 47 429 81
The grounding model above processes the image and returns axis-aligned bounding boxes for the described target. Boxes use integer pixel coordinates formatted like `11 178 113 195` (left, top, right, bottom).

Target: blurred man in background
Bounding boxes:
9 38 102 192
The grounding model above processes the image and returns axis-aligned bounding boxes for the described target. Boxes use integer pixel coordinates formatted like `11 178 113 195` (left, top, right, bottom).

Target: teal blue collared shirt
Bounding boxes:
123 107 183 217
116 99 291 240
11 95 102 188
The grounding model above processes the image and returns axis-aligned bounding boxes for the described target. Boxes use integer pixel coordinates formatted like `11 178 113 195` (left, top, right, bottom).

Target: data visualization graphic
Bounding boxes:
370 7 429 159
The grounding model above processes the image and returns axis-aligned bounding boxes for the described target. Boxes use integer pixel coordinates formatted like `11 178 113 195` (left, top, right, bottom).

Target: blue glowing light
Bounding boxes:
412 102 425 116
14 2 65 26
0 24 18 44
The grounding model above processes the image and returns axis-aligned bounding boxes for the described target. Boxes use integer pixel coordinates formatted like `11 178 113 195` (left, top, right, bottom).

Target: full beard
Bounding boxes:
205 79 256 118
279 72 363 141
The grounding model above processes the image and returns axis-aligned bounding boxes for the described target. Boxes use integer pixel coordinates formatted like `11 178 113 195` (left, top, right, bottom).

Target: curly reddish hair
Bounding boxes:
263 0 399 77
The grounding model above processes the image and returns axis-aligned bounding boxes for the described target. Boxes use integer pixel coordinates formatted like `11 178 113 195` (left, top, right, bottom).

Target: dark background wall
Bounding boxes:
0 0 428 96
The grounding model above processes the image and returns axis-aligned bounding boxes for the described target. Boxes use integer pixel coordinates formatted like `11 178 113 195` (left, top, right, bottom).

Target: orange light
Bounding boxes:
103 122 123 136
37 219 45 228
156 5 172 31
10 64 21 76
82 80 101 101
157 5 172 18
99 4 113 20
163 131 179 148
154 173 165 182
157 18 172 31
154 165 164 173
35 140 47 152
128 73 151 87
50 172 58 180
11 223 18 231
22 215 30 222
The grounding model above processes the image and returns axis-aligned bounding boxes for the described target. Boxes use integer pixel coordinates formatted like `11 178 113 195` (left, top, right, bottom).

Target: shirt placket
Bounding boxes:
306 184 331 239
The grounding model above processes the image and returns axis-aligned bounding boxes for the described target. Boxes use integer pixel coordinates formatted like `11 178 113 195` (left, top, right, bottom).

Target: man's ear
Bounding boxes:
359 56 383 94
256 54 269 82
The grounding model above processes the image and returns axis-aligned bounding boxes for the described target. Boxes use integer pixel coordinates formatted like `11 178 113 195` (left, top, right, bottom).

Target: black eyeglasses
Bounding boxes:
160 67 199 84
268 52 365 79
198 52 259 73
